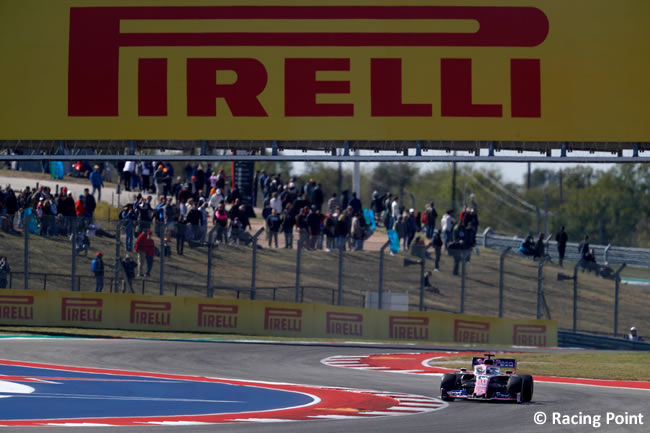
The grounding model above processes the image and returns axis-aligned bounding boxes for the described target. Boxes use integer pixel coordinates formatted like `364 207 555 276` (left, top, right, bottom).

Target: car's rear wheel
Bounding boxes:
440 373 458 401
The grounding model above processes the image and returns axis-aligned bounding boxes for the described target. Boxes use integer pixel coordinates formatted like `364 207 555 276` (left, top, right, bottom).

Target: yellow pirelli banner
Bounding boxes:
0 0 649 142
0 290 557 346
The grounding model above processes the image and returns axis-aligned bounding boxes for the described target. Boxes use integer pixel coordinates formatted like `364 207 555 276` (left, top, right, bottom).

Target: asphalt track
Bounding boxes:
0 338 648 433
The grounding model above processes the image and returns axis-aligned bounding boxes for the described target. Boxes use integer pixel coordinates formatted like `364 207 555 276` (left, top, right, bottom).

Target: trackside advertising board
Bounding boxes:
0 290 557 346
0 0 648 142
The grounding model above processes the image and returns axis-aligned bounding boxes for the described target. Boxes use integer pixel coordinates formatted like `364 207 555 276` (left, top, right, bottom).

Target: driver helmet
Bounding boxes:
630 327 637 333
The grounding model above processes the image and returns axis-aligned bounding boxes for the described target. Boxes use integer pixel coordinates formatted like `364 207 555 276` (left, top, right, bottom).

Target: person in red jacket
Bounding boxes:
75 195 85 216
135 230 155 277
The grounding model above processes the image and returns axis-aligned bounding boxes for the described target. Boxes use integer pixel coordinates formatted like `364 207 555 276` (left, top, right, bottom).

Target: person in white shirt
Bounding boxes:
122 161 136 192
270 192 283 214
390 196 400 230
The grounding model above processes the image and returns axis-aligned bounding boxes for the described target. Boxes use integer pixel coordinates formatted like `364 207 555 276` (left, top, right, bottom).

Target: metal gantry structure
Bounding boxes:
1 140 649 162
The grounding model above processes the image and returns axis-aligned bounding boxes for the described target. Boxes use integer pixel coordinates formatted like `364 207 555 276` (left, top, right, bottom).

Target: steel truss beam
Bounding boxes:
1 154 648 163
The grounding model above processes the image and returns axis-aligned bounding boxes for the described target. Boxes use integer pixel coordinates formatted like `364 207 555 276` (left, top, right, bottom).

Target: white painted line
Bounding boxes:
145 421 211 426
397 398 441 402
358 411 404 416
399 402 442 407
43 423 114 427
230 418 293 423
386 406 430 412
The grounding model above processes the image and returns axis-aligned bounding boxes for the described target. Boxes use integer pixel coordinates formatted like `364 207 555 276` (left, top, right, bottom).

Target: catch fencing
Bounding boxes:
1 214 648 339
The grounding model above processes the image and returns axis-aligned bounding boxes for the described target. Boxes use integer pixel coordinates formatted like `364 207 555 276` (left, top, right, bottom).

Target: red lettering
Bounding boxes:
285 58 353 116
511 59 541 117
187 58 268 116
371 58 432 116
139 58 168 116
441 58 502 117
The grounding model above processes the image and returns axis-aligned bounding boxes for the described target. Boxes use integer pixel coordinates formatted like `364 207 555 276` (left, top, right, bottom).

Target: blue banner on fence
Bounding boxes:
387 229 400 253
363 208 376 231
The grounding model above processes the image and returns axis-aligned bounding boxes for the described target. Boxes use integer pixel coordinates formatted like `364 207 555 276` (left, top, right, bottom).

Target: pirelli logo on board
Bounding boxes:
61 297 103 323
325 312 363 337
130 301 171 326
0 295 34 321
264 308 302 332
389 316 429 340
197 304 238 329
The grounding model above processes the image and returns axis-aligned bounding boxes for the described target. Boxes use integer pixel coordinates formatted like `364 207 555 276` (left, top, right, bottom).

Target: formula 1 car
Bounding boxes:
440 354 533 403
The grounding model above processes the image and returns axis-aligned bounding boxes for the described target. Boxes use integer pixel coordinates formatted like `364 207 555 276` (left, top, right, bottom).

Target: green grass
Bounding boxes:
1 219 649 337
429 352 650 381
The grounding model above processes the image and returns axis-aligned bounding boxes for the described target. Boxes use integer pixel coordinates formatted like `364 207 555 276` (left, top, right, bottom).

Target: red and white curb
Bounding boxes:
322 352 650 391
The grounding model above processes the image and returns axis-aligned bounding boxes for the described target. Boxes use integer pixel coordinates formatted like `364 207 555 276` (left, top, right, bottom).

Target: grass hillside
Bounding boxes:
1 222 648 337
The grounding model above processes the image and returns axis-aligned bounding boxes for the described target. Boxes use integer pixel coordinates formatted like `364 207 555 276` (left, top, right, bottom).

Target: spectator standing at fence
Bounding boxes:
75 194 85 217
627 327 644 342
579 235 591 261
121 255 137 293
89 165 104 202
534 233 546 260
350 211 364 251
307 206 322 250
335 211 349 250
348 192 362 214
84 188 96 222
0 256 10 289
324 212 336 251
556 226 568 266
135 231 155 277
185 200 202 243
406 209 417 249
91 251 105 292
425 202 438 240
3 186 18 233
137 196 154 234
520 235 535 256
119 204 136 252
123 161 135 192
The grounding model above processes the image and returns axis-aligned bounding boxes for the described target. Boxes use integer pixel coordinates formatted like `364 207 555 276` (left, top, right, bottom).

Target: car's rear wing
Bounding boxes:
472 357 517 373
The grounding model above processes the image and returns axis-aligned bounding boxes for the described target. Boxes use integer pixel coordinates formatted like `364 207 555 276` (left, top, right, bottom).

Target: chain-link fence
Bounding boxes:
1 214 648 338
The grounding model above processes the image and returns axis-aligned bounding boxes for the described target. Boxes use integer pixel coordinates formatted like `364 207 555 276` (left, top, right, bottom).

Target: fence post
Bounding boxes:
536 262 542 319
459 250 469 313
114 221 123 294
378 240 390 309
207 227 217 298
498 247 511 318
295 239 303 302
159 232 165 296
23 212 31 289
71 217 77 291
613 263 626 337
604 244 611 264
572 260 581 332
419 259 425 312
337 248 344 305
250 227 265 300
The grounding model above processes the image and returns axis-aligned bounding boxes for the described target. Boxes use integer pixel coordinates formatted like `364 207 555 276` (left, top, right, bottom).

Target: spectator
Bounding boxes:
555 226 569 267
578 235 591 260
327 193 339 214
425 202 438 239
175 212 187 255
123 161 136 191
84 188 96 221
270 192 283 214
406 209 417 249
186 200 203 243
520 235 535 256
91 251 105 292
390 196 400 230
119 203 136 252
348 192 362 214
281 207 295 248
121 255 137 293
137 195 154 235
229 217 242 245
135 231 155 277
307 206 322 250
350 211 364 251
313 184 324 211
441 210 455 248
448 222 473 276
396 215 407 249
627 327 644 342
266 208 281 248
75 194 85 217
89 165 104 201
296 207 310 246
335 211 348 250
324 212 336 251
0 256 10 288
534 233 546 260
214 202 228 244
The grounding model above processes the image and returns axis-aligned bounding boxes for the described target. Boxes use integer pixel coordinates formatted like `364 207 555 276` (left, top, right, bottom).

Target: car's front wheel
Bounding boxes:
440 373 458 401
